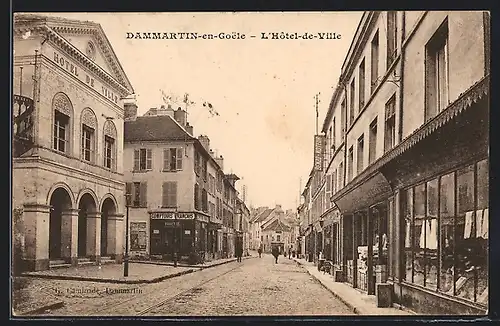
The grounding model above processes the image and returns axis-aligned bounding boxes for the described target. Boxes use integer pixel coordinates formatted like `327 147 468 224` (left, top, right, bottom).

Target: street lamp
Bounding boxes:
173 209 178 268
124 193 131 277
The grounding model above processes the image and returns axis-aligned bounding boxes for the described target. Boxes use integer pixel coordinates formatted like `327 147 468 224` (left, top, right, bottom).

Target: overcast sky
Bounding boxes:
42 12 362 211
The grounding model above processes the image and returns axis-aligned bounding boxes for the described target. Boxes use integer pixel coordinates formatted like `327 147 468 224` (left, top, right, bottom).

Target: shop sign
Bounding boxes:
313 134 325 171
184 230 191 235
150 212 194 220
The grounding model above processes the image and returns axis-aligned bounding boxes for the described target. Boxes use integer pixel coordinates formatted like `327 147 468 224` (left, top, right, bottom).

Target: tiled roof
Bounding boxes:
262 219 292 232
124 115 193 142
251 208 274 223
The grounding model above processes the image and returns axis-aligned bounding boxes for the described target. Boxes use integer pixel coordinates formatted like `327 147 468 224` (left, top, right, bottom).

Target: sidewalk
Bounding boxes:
133 255 255 269
21 255 255 284
292 257 414 315
21 263 196 284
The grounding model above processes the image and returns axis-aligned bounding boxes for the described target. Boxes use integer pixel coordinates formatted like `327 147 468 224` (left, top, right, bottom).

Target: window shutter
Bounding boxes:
146 149 152 169
176 148 183 170
163 149 170 171
125 183 132 205
134 149 140 171
170 182 177 207
140 182 148 207
162 182 168 207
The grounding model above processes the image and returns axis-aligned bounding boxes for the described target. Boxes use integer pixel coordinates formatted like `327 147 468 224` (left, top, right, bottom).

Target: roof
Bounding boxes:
250 208 274 223
262 219 292 232
14 13 134 94
124 115 194 142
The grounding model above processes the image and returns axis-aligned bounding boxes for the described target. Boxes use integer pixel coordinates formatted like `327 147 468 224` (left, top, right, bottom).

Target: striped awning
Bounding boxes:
332 74 489 209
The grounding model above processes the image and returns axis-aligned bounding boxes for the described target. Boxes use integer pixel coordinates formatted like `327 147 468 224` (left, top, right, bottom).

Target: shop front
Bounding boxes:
380 77 489 315
208 216 222 260
149 211 210 263
304 224 314 262
333 172 393 295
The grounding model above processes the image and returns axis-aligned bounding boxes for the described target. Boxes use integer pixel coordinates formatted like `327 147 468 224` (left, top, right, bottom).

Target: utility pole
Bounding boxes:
314 93 321 135
124 194 131 277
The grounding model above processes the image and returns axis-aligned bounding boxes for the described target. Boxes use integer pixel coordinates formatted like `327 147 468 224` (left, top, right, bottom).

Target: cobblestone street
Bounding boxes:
27 255 352 316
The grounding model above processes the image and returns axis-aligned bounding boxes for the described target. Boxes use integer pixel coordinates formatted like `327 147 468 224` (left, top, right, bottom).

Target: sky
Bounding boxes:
42 12 362 211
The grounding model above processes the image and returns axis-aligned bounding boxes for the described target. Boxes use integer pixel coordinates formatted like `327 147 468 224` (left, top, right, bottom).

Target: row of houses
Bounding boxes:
248 205 299 254
12 13 251 272
297 11 489 315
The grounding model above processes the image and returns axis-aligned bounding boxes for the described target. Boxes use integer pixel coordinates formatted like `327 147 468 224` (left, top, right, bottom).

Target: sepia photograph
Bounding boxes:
11 10 490 318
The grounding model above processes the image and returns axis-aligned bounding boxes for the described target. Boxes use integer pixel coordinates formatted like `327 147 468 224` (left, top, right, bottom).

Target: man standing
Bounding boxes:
272 246 279 264
236 241 243 262
258 243 263 258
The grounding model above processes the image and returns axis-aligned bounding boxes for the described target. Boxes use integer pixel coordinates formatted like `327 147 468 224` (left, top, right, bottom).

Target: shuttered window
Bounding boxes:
162 181 177 208
128 182 148 207
163 147 184 171
134 148 152 171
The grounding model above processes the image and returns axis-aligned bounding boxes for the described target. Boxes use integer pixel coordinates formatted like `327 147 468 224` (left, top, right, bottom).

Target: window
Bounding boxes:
341 97 347 137
134 148 152 171
359 59 366 110
349 79 356 126
126 182 147 207
81 125 95 162
384 95 396 152
369 118 378 164
53 110 69 153
194 184 200 210
425 19 449 121
277 234 281 242
347 146 354 182
202 188 208 212
104 136 114 169
338 162 344 190
387 11 398 68
163 147 183 171
371 31 380 93
162 181 177 208
401 159 488 305
357 134 364 174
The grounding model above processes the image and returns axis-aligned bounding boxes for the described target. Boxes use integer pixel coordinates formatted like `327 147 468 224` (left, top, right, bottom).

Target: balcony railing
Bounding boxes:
13 95 35 157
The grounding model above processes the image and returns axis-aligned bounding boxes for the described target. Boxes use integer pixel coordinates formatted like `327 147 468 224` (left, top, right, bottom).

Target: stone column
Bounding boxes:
61 208 79 266
107 214 124 263
23 204 51 271
86 211 101 263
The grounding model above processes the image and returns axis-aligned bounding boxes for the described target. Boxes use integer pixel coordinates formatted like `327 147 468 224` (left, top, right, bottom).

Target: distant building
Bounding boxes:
123 104 242 262
12 14 134 271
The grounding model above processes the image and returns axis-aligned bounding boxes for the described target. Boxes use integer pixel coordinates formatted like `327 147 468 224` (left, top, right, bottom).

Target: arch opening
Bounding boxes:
78 193 97 257
100 197 116 256
49 187 72 260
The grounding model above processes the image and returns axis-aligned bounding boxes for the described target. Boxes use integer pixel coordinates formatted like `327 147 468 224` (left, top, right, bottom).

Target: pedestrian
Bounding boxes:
258 243 263 258
236 242 243 262
288 246 292 259
272 246 279 264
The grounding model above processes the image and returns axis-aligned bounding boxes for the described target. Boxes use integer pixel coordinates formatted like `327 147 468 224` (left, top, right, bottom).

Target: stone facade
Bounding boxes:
12 14 133 271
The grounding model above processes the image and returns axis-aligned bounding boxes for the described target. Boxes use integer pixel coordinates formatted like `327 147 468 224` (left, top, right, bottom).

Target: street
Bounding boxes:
28 255 352 316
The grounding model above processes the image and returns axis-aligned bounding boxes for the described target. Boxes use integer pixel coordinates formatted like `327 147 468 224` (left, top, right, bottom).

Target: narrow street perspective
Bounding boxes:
11 10 490 318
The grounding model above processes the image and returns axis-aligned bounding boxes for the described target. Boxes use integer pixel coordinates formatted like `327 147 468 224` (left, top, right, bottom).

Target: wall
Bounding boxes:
123 141 196 212
402 11 486 140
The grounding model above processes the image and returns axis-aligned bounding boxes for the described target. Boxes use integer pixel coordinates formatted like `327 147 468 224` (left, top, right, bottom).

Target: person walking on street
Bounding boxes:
288 246 292 259
236 242 243 262
272 246 279 264
258 243 263 258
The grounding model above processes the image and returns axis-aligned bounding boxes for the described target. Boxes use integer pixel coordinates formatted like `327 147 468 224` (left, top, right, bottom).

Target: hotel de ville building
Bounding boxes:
299 11 489 315
12 14 134 271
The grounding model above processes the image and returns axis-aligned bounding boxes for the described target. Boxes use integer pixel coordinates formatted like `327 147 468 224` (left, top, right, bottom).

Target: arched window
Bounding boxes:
52 93 73 154
80 108 98 163
103 120 117 170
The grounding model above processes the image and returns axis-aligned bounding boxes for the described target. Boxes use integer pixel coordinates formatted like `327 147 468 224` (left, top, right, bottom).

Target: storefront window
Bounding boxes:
403 188 413 282
439 172 455 294
413 183 425 286
402 159 488 306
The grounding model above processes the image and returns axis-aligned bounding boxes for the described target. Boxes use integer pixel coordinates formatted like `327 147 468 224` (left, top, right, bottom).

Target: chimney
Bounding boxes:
148 107 158 116
215 155 224 171
124 102 138 121
185 122 193 135
174 107 187 126
209 149 215 158
198 135 210 152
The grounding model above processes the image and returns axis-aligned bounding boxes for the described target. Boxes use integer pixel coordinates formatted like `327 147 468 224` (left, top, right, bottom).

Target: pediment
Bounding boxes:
40 16 133 93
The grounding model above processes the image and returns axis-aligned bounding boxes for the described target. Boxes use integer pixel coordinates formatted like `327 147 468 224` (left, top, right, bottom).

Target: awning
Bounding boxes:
331 74 489 214
304 225 313 237
332 171 392 214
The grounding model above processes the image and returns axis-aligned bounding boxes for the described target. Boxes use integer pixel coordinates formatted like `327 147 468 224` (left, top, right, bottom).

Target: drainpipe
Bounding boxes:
398 12 406 144
398 11 406 306
341 79 349 278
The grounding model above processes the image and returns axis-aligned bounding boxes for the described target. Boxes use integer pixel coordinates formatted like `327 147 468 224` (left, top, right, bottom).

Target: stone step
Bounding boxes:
50 263 72 269
78 261 95 266
49 259 66 265
77 257 91 263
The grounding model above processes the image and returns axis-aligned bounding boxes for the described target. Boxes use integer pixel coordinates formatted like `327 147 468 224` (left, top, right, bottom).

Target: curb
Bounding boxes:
15 300 65 316
133 255 256 269
21 268 196 284
293 259 359 315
